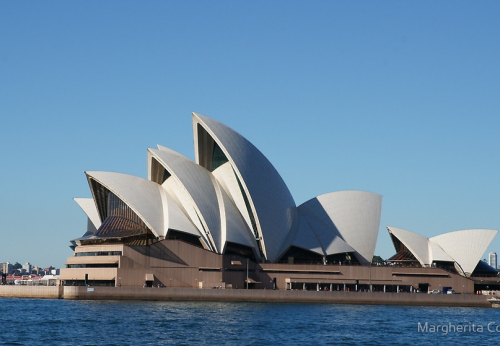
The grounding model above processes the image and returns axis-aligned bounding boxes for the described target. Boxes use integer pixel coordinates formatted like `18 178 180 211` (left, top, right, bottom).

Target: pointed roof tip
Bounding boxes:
152 145 181 156
85 170 108 177
192 112 211 122
192 112 202 123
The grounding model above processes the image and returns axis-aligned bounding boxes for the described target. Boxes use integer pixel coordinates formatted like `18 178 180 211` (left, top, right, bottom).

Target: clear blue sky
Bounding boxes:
1 1 499 268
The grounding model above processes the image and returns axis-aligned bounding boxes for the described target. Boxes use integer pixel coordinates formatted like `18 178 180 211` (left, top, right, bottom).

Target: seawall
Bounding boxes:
0 286 492 307
0 286 63 299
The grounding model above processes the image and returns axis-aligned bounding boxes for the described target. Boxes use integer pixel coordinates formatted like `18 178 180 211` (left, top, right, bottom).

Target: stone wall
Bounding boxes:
62 286 491 308
0 285 492 308
0 286 62 299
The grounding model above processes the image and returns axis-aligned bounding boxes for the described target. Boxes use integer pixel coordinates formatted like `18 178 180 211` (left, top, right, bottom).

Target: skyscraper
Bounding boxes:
489 252 497 269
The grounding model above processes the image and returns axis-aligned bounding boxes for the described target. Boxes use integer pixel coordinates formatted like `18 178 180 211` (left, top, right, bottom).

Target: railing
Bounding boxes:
5 280 58 286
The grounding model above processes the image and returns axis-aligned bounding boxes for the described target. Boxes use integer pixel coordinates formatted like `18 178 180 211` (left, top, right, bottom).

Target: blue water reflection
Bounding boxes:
1 299 499 345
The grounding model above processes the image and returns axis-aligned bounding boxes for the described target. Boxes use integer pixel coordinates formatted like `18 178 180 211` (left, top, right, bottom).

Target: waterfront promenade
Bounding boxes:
0 286 492 307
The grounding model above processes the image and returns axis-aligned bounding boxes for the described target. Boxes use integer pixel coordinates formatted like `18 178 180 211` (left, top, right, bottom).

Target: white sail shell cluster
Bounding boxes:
74 113 383 263
387 226 498 276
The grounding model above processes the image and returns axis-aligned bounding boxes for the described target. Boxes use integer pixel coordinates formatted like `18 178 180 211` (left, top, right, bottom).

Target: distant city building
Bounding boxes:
2 262 13 275
489 252 497 269
22 263 32 275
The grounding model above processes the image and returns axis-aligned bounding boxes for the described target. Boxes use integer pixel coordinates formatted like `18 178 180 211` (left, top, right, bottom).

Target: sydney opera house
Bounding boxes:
60 113 498 293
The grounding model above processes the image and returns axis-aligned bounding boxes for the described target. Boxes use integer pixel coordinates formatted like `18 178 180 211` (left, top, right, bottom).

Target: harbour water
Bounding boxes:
1 298 500 345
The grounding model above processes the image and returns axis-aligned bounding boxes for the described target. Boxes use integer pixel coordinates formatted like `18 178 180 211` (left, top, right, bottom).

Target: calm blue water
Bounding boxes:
1 299 500 345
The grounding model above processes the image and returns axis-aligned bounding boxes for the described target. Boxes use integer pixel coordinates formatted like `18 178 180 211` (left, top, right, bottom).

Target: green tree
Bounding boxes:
372 255 384 265
13 262 22 270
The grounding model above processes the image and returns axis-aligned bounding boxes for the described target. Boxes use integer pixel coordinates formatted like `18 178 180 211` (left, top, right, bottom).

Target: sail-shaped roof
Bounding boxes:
388 226 498 276
149 146 257 255
192 112 298 262
431 229 498 275
74 197 101 235
297 191 382 264
86 171 166 238
387 226 430 265
72 112 386 266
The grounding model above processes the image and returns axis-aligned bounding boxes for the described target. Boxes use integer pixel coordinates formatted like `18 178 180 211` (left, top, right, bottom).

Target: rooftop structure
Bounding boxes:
69 113 382 265
387 226 498 277
60 112 496 294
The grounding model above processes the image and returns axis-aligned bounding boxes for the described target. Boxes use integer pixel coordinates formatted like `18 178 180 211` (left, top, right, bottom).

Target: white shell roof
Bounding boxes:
160 168 209 245
217 180 260 256
149 147 221 251
74 113 389 265
86 171 165 238
428 241 454 263
298 191 382 264
387 226 431 265
74 197 101 232
149 147 256 254
290 214 324 255
193 112 298 262
431 229 498 275
159 187 201 238
294 208 355 256
212 162 254 237
388 227 497 275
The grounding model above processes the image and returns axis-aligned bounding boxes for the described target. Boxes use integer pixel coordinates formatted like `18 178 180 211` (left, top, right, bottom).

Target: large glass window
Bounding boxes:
150 157 171 184
90 178 110 221
93 192 150 239
76 251 122 257
211 142 229 171
66 263 118 268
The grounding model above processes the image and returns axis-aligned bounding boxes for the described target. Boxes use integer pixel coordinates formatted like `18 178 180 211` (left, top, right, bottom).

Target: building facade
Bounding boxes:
2 262 12 275
22 263 32 275
60 113 497 294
